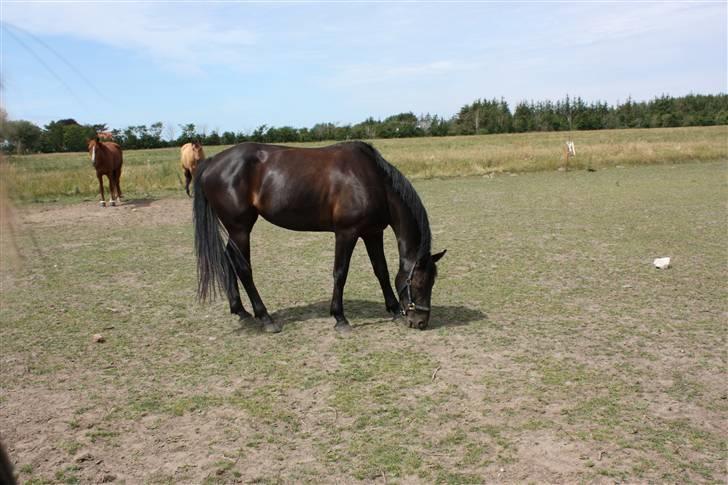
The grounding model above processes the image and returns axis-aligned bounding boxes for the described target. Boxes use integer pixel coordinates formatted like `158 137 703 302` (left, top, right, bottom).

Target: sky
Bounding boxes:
1 1 726 136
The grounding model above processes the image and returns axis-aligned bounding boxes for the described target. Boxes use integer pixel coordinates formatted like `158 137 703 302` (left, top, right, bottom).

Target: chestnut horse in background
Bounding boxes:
180 142 205 196
87 137 123 207
194 141 446 334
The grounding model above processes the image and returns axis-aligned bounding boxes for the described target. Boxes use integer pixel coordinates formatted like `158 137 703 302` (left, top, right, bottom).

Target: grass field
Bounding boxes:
1 159 725 483
3 125 727 203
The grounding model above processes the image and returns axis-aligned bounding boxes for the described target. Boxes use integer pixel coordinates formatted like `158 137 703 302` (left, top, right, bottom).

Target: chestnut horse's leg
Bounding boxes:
116 165 123 200
108 172 116 205
97 173 106 207
224 240 252 320
108 174 116 206
184 169 193 197
112 169 121 204
227 228 279 333
363 232 400 318
330 231 358 333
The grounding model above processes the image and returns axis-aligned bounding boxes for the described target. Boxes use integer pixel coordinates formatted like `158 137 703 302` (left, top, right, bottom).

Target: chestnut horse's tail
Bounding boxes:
193 160 229 302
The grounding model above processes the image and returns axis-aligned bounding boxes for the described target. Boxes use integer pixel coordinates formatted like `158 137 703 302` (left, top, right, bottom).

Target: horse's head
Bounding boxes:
398 249 446 330
87 137 100 166
192 141 204 158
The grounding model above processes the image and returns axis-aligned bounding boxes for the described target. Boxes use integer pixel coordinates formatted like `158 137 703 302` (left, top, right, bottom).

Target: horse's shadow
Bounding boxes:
234 299 486 333
122 198 157 209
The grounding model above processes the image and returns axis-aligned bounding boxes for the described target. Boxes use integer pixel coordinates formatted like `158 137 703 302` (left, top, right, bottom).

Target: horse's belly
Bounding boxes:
259 207 334 232
257 196 385 233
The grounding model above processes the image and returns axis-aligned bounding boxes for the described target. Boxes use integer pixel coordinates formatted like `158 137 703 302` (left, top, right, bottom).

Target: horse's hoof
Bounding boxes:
236 310 253 320
335 322 353 335
99 201 106 207
262 320 282 333
110 200 116 207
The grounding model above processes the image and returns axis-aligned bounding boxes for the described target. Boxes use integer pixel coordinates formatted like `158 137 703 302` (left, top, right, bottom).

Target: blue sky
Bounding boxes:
1 1 726 136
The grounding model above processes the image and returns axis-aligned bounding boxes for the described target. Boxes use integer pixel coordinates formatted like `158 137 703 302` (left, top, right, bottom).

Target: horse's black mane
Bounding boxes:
353 141 432 260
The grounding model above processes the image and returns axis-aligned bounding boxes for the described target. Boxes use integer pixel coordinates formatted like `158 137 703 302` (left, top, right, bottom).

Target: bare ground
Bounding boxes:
1 162 726 483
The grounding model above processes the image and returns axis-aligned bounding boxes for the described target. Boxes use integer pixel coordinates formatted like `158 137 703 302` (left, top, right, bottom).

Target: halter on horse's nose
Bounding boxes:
398 262 432 330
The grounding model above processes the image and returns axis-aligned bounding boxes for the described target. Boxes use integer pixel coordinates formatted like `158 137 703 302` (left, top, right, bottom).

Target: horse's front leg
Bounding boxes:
363 232 400 319
330 231 358 333
228 229 279 333
108 174 118 206
97 174 106 207
115 166 123 200
112 169 122 205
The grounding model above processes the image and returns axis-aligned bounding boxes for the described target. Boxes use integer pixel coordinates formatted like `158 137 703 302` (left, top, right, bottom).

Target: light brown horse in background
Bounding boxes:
180 142 205 196
87 137 123 207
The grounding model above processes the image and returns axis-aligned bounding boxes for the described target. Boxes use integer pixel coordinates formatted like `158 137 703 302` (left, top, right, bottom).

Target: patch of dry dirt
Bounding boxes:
19 197 192 229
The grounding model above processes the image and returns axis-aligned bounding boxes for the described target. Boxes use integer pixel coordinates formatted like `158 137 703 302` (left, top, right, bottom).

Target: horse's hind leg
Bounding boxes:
330 231 358 333
184 169 192 197
97 174 106 207
363 232 400 318
224 240 252 320
227 228 279 333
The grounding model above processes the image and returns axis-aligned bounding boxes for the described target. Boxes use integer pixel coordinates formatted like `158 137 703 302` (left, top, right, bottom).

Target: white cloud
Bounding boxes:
3 3 256 73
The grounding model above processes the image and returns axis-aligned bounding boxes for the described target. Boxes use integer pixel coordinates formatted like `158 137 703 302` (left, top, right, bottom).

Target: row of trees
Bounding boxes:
453 94 728 134
2 93 727 154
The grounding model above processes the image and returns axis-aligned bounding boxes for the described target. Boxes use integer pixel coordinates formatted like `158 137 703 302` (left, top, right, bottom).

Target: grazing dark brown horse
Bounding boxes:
87 137 123 207
194 141 446 333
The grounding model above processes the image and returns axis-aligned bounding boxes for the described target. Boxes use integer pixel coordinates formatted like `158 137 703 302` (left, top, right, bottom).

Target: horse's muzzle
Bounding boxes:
406 313 429 330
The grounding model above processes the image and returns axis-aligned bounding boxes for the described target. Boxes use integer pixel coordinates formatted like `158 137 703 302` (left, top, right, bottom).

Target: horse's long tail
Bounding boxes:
193 160 228 302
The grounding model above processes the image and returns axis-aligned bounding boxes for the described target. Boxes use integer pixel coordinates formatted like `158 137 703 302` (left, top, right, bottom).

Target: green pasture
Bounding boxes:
3 125 727 203
1 160 725 483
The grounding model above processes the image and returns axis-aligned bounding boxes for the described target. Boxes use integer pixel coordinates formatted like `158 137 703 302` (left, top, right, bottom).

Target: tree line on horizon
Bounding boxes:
2 93 727 154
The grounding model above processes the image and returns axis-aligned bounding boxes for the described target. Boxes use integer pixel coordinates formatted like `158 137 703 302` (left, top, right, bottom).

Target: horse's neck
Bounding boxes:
387 194 421 271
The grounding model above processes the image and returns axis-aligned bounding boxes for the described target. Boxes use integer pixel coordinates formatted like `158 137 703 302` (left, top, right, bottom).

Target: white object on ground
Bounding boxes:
653 257 671 269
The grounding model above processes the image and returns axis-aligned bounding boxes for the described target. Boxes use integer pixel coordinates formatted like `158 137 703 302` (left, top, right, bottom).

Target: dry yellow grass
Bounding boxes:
4 125 727 202
375 125 728 177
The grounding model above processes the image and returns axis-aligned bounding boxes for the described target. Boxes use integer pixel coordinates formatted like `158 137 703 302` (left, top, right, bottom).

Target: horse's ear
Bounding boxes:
432 249 447 263
95 135 100 143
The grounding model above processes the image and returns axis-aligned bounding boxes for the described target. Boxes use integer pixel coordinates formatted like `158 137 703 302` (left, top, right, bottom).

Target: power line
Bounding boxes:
3 22 110 105
1 23 87 109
